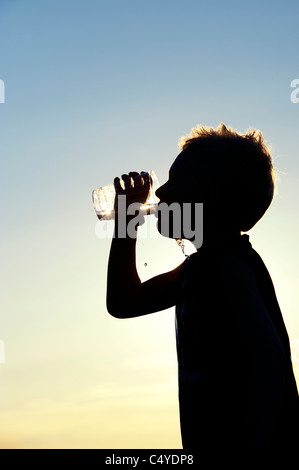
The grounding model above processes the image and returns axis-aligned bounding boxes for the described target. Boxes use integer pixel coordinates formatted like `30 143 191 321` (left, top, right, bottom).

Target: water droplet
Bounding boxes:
144 263 147 266
176 238 188 257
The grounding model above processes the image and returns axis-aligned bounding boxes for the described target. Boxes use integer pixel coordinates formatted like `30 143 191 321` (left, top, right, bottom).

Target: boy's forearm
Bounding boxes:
106 222 141 317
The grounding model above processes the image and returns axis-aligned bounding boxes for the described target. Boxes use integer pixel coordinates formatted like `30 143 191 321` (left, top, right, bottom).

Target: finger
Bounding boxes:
128 172 140 188
140 171 149 182
141 171 150 189
133 174 144 189
121 174 133 190
113 177 123 193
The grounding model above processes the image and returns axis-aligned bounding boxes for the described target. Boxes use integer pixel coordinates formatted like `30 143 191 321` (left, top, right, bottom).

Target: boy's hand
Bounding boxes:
113 171 151 211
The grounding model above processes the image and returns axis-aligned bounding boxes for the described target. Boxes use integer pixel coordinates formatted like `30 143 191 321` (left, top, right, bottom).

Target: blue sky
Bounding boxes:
0 0 299 448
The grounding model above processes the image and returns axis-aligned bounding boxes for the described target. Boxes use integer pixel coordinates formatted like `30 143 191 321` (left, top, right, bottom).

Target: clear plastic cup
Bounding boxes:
92 170 160 220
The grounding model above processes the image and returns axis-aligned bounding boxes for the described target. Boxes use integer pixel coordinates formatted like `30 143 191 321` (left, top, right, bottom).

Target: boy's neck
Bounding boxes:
201 227 242 249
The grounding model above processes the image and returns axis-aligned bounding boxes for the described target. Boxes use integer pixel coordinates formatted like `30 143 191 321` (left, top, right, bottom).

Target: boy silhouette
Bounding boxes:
106 124 299 461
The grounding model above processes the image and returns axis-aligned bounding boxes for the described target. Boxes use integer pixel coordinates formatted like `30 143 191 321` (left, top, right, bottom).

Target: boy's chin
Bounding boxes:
156 217 181 239
156 218 194 241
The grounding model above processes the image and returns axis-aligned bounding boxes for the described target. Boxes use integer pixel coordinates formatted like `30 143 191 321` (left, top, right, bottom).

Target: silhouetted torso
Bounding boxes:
176 234 299 459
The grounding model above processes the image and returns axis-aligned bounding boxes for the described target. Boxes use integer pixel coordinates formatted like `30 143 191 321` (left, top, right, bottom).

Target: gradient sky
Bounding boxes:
0 0 299 449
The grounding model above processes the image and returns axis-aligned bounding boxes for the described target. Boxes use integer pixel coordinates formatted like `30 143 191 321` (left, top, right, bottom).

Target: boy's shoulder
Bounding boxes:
216 250 256 283
212 250 261 309
183 244 258 293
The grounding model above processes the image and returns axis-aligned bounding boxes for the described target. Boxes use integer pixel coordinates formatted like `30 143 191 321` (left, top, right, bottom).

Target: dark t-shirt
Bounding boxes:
175 234 299 458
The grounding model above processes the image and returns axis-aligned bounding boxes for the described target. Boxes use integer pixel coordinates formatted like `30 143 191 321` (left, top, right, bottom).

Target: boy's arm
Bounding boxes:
106 231 183 319
219 253 287 448
106 171 183 319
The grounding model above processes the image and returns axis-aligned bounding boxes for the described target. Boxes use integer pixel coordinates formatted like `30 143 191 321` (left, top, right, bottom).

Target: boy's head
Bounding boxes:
156 123 275 232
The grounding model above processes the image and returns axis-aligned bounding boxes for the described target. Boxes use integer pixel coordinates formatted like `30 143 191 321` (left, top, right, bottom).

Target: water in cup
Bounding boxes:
92 170 160 220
